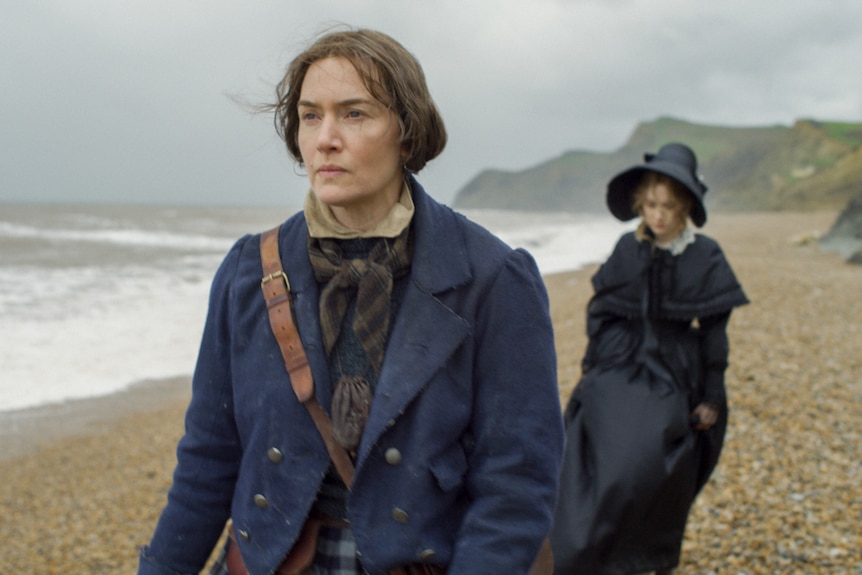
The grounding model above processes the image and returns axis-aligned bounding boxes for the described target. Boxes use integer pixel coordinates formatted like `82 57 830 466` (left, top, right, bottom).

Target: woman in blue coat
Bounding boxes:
137 28 563 575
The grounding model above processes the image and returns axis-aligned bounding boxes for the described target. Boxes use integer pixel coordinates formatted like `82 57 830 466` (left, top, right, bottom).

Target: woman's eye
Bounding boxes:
346 110 364 119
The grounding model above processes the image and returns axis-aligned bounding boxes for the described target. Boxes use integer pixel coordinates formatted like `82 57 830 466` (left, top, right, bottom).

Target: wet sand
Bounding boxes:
1 211 859 573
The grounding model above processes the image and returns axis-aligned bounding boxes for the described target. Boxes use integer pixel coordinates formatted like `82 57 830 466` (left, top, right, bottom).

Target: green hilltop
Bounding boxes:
451 117 862 213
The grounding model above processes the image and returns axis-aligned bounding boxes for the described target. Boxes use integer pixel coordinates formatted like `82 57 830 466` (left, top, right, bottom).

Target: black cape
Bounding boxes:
551 233 748 575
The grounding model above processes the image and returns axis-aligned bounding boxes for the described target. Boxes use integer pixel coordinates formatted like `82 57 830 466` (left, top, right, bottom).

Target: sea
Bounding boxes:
0 203 633 414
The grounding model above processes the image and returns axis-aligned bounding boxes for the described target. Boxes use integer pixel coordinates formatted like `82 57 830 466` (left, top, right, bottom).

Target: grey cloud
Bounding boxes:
1 0 860 206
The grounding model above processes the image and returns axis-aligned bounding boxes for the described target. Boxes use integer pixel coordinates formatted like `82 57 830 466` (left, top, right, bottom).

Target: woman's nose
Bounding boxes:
316 117 342 151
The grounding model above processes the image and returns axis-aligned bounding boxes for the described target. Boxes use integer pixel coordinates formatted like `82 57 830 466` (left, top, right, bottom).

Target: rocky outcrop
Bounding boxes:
820 192 862 264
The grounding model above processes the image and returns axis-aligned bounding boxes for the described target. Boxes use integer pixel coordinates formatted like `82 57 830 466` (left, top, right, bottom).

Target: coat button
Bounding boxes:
391 507 409 523
267 447 284 463
384 447 402 465
238 529 250 541
418 549 436 560
254 494 269 509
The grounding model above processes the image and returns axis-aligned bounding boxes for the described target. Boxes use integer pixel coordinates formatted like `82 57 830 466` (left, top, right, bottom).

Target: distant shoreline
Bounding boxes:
0 375 191 461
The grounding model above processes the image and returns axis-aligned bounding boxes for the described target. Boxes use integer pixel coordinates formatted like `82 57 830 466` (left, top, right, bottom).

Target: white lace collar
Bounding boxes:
658 226 696 256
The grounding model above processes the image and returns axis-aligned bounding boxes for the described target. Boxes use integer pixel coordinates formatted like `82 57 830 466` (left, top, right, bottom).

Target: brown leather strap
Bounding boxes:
261 227 314 403
228 519 321 575
259 226 355 488
303 393 356 487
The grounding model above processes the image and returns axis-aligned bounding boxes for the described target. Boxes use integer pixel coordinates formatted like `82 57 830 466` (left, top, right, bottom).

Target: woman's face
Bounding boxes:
641 182 686 244
297 56 406 231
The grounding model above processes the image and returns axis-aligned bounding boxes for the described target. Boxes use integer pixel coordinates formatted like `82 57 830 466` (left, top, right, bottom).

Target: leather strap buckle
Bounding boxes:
261 270 290 290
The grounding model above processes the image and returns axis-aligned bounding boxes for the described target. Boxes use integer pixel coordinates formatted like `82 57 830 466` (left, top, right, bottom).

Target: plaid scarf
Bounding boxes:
307 226 412 377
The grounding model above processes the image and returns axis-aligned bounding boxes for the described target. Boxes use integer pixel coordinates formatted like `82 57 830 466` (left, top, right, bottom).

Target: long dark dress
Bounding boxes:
551 231 748 575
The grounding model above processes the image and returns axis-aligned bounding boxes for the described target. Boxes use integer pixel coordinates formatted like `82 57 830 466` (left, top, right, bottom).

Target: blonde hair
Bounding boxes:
632 172 693 242
271 28 446 173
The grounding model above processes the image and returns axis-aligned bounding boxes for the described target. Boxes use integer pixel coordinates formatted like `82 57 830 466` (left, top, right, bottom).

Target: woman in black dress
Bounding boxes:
550 143 749 575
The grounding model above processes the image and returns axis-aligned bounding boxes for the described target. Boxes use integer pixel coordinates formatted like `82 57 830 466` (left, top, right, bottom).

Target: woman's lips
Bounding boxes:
317 165 346 177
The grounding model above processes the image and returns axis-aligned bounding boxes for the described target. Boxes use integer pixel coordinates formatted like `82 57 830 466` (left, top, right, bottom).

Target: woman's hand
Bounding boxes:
690 402 720 431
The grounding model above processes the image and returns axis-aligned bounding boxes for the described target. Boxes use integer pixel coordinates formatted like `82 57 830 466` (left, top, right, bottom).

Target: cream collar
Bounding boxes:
304 183 414 239
658 226 696 256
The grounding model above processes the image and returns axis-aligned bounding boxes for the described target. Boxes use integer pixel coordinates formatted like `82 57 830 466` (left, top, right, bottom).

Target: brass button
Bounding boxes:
267 447 284 463
418 549 436 560
254 494 269 509
238 529 250 541
391 507 409 523
384 447 402 465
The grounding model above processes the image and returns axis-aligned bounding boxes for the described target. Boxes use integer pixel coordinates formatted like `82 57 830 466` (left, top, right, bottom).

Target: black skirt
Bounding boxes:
550 319 726 575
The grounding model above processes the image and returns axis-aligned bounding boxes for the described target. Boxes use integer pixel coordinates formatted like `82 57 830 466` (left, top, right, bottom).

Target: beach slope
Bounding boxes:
1 212 859 573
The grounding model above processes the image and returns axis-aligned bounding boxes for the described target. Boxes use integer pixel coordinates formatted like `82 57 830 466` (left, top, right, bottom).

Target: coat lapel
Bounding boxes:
358 280 470 454
356 178 474 459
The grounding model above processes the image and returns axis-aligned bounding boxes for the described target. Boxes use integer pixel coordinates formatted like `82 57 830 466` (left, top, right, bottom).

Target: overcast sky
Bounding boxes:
2 0 861 207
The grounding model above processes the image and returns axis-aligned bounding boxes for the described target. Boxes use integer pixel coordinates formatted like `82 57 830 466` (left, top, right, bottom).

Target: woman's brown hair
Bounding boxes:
272 28 447 173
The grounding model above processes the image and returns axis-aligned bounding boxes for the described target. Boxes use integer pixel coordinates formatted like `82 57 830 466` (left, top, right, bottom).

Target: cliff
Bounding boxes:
452 117 862 214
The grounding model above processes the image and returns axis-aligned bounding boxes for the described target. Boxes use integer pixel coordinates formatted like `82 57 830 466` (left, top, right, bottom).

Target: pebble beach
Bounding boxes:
1 211 859 574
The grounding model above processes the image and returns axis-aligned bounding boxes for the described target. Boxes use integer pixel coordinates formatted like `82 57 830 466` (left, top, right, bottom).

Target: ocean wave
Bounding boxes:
0 220 233 252
0 204 633 412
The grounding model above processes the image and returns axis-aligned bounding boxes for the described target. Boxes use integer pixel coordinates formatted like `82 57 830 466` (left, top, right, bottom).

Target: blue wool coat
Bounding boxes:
138 179 564 575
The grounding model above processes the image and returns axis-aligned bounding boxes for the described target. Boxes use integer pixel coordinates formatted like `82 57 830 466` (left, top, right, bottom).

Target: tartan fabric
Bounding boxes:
206 525 366 575
307 227 412 377
312 525 366 575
